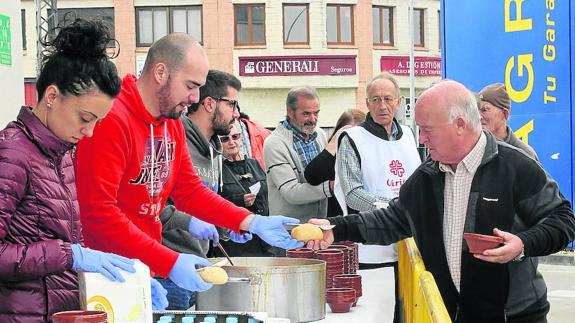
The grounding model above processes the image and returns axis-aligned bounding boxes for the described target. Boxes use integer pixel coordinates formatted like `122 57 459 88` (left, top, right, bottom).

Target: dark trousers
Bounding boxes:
155 278 195 310
507 295 549 323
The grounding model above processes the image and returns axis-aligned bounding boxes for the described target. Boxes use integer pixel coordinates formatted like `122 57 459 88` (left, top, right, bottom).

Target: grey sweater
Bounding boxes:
503 125 539 161
264 121 331 222
160 115 222 257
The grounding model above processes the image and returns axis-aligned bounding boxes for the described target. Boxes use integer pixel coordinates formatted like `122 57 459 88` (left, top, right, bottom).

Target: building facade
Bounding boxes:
20 0 441 127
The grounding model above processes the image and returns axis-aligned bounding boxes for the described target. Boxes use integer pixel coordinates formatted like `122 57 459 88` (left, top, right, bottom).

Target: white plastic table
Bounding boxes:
319 267 396 323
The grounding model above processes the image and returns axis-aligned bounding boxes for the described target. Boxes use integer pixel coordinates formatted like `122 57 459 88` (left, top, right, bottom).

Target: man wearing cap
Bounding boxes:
478 83 538 160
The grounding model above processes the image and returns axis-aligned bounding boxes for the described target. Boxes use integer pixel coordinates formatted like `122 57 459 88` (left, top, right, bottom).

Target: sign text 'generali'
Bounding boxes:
239 55 356 77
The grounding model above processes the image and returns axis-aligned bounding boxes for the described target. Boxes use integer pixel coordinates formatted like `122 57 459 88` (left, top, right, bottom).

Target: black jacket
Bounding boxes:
215 158 276 257
304 150 342 217
330 131 575 322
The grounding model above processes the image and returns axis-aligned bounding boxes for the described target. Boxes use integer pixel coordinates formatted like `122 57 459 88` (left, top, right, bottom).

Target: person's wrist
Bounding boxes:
513 241 525 262
240 213 257 231
70 244 82 269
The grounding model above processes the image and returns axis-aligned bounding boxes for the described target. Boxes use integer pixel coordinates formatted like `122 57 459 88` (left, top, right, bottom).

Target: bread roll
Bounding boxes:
291 223 323 242
198 266 228 284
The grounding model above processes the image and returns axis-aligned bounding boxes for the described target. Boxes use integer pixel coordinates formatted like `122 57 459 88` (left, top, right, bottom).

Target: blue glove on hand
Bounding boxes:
150 279 168 311
230 231 253 243
168 253 213 292
71 244 135 282
248 215 304 249
188 217 219 245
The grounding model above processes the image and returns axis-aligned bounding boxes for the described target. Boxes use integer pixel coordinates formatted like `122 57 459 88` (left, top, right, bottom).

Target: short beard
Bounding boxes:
157 77 183 120
292 120 316 135
212 105 232 136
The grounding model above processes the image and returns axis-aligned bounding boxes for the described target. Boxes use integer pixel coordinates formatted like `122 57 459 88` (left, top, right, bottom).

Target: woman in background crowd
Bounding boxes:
0 18 136 322
304 109 366 217
216 124 276 257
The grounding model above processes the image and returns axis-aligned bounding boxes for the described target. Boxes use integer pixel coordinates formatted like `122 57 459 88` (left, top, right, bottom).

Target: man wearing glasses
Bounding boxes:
334 72 421 322
158 69 251 309
478 83 538 160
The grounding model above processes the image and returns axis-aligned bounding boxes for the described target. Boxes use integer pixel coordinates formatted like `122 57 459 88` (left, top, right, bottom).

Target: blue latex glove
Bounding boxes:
150 279 168 310
168 253 213 292
188 217 219 245
71 244 135 282
229 231 253 243
248 215 304 249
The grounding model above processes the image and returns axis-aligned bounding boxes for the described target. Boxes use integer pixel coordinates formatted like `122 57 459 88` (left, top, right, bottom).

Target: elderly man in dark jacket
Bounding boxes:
308 80 575 323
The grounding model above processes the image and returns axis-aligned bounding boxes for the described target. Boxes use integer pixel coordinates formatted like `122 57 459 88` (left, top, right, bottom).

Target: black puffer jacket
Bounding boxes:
216 158 275 257
330 131 575 322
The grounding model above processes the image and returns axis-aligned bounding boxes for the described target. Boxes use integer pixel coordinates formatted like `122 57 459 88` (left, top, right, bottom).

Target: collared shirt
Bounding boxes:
439 132 486 291
338 122 399 211
283 119 320 168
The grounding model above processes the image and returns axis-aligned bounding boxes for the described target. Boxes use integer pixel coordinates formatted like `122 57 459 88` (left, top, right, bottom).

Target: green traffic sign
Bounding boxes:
0 14 12 67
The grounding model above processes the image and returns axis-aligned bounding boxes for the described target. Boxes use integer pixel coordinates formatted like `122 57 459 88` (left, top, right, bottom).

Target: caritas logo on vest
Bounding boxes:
387 160 406 190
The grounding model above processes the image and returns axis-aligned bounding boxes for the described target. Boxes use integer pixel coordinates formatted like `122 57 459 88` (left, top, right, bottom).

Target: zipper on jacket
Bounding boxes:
454 303 460 322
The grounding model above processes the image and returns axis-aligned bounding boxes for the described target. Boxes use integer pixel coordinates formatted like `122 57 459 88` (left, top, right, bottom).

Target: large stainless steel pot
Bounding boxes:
196 257 326 323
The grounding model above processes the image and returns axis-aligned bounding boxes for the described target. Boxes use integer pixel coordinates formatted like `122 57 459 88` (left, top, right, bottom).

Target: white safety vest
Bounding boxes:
335 125 420 263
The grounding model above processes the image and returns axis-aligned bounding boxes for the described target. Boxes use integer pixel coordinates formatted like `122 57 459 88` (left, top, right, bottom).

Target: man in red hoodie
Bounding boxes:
74 33 303 306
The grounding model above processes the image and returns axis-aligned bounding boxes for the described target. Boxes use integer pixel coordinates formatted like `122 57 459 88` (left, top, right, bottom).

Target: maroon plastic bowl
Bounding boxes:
52 311 107 323
328 302 353 313
287 248 315 258
463 233 504 254
326 287 356 299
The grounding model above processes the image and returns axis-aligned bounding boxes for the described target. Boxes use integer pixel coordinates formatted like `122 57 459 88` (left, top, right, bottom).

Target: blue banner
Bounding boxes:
441 0 573 202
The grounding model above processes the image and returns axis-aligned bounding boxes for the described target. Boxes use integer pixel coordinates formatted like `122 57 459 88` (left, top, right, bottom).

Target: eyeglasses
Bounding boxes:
216 98 240 112
368 96 398 106
219 133 242 143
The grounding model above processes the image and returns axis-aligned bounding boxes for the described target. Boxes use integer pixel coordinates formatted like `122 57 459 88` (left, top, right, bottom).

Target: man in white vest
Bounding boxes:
334 72 421 322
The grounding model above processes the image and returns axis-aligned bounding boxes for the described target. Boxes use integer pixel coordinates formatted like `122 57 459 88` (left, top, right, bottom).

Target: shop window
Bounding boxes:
136 6 202 47
414 8 425 47
235 4 266 46
372 6 393 46
283 4 309 45
327 4 354 45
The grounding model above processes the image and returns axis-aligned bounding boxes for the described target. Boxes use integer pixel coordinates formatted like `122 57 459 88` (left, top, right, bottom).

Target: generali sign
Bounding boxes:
380 56 442 77
239 55 356 76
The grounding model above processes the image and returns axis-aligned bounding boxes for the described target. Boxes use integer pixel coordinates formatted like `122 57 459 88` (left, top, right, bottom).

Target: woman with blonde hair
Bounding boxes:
216 124 276 256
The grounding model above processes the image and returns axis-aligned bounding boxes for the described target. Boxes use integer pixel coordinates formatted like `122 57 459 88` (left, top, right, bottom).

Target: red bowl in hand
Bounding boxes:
463 233 504 254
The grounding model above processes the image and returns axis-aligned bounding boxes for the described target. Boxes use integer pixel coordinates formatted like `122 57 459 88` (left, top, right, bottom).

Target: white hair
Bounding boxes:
446 88 482 133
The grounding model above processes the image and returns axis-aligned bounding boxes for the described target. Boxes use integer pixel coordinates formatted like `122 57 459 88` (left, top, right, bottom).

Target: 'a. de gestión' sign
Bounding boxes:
239 55 356 77
380 56 441 77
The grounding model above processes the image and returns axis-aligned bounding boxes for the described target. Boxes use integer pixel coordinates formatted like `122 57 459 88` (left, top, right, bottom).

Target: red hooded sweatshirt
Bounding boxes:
75 75 250 277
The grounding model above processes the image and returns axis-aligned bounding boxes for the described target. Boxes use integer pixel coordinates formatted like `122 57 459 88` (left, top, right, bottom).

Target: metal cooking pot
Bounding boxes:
196 257 326 323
